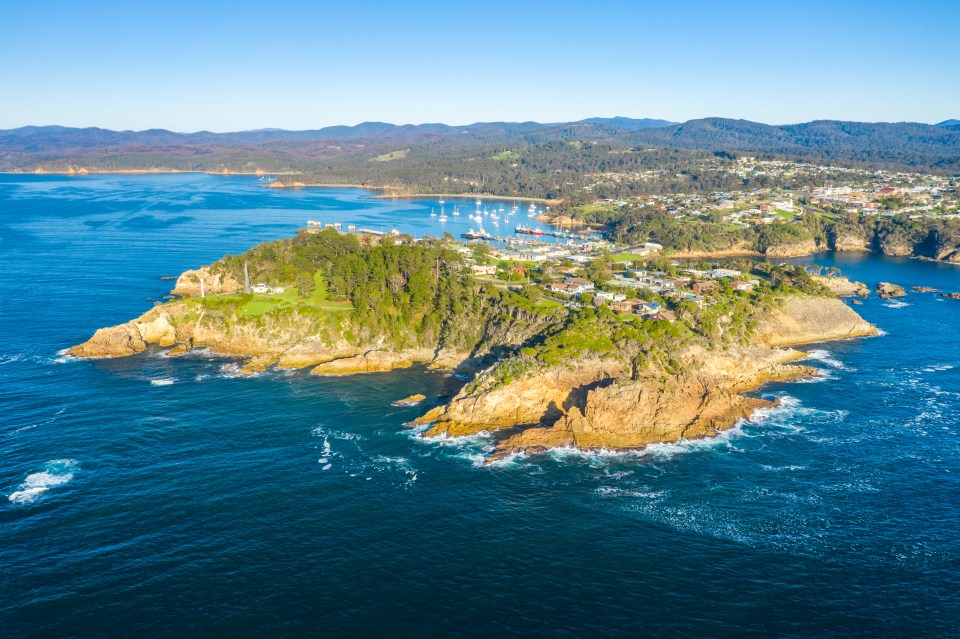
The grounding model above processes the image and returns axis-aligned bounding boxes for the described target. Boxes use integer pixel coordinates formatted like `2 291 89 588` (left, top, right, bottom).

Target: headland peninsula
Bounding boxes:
70 225 876 463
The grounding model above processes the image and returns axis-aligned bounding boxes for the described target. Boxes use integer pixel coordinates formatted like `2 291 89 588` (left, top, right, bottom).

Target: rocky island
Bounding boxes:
70 228 876 462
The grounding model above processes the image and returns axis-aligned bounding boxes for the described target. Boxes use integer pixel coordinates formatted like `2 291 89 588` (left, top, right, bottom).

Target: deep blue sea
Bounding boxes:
1 174 959 638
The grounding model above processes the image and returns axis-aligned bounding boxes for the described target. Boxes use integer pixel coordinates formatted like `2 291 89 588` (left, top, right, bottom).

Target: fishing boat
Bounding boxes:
461 228 494 240
515 225 543 236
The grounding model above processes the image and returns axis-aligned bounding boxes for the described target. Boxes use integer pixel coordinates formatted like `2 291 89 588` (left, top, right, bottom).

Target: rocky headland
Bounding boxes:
411 296 875 462
69 230 877 463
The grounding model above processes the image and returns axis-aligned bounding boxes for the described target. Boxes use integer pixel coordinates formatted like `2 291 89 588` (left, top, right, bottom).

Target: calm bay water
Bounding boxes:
1 174 958 638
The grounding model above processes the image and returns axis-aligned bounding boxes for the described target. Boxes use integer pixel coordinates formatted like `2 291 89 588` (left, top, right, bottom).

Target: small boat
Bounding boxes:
461 228 494 240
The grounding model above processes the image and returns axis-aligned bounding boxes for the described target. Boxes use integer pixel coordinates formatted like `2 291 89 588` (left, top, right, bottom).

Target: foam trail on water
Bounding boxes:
804 349 847 370
8 459 80 504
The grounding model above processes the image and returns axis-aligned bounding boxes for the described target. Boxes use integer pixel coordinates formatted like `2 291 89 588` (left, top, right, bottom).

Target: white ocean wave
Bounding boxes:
371 455 418 483
311 425 363 441
8 459 80 505
150 378 175 386
804 349 848 370
595 485 663 499
883 300 909 309
760 464 807 472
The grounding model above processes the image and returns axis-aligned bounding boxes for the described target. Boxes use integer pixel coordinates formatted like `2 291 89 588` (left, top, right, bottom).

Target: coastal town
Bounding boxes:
581 157 959 226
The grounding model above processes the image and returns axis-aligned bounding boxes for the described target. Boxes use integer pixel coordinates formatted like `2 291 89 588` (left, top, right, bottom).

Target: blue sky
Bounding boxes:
2 0 958 130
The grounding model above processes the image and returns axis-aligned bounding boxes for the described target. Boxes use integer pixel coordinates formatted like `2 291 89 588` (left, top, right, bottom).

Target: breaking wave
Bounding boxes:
8 459 80 505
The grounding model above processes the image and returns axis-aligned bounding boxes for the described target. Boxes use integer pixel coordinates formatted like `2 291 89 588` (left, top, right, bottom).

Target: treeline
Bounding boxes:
602 204 960 260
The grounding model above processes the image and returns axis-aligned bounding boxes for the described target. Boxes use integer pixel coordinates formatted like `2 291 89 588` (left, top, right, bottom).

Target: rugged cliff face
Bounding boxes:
764 239 821 258
752 296 876 347
830 232 870 252
935 245 960 263
878 236 914 256
67 301 464 375
412 358 625 437
486 346 814 462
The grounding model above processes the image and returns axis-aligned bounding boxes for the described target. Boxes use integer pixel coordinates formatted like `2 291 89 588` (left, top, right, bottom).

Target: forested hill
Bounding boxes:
628 119 960 170
2 117 958 177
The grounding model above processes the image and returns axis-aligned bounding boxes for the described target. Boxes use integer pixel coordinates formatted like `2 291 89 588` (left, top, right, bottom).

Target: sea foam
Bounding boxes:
8 459 80 505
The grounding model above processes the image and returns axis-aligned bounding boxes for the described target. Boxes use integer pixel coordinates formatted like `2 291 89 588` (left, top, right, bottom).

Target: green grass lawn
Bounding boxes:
610 253 641 263
536 298 564 308
201 271 353 316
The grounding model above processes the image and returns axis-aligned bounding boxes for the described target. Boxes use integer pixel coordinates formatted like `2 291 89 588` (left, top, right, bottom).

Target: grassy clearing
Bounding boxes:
371 149 409 162
199 271 354 316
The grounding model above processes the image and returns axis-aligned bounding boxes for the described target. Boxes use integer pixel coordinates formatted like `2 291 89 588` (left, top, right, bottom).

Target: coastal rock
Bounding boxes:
763 239 820 258
935 246 960 263
753 296 877 347
812 275 870 297
831 233 869 252
393 394 426 407
942 292 960 300
171 267 243 297
412 358 625 437
310 349 434 376
878 238 913 257
485 346 813 462
910 286 940 293
67 309 178 357
875 282 906 298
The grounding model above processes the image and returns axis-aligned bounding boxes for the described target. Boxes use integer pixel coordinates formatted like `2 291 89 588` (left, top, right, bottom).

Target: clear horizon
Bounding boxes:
2 0 958 131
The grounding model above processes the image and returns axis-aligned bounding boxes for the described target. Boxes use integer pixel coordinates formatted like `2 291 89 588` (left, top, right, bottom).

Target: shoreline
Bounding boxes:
369 192 562 205
267 181 398 191
266 181 562 205
667 246 960 266
1 169 297 177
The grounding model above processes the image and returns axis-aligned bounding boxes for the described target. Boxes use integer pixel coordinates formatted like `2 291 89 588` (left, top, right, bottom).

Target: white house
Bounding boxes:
595 291 627 302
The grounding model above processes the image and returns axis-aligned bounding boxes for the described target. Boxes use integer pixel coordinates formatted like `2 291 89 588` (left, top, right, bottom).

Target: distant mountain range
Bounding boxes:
0 117 675 152
2 117 958 174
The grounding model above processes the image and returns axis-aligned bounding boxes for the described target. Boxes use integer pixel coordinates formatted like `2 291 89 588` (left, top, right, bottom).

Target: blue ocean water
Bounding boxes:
1 173 958 638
